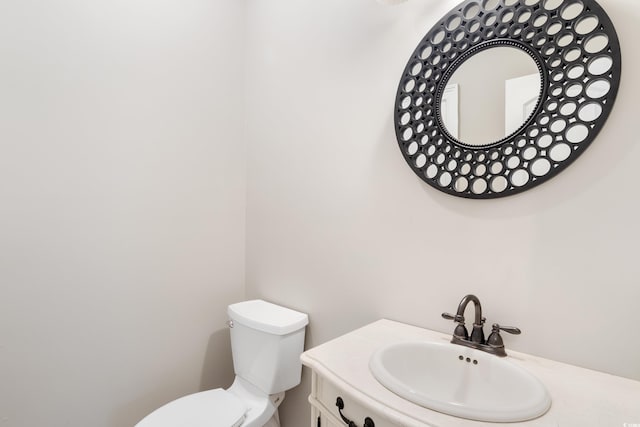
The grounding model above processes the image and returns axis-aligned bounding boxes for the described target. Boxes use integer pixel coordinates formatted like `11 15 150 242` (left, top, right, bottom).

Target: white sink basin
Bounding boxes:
369 341 551 422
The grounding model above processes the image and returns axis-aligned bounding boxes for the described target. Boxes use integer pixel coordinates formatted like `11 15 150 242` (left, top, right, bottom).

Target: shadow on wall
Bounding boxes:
200 328 236 391
111 388 171 427
278 315 315 427
280 369 312 427
108 329 235 427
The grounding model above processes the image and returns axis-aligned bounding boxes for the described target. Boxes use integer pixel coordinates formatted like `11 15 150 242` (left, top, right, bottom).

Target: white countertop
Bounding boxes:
301 319 640 427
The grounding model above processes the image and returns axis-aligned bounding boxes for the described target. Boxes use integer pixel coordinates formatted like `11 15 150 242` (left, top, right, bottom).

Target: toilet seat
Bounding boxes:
135 389 246 427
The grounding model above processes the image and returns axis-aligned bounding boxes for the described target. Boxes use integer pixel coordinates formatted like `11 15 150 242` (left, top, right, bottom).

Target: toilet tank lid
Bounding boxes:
228 300 308 335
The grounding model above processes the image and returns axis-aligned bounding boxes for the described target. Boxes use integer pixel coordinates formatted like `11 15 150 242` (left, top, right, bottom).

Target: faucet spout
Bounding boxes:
456 294 483 326
455 294 485 344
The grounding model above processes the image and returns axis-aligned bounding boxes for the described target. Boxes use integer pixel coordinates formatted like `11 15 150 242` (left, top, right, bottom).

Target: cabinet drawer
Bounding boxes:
313 374 399 427
311 405 342 427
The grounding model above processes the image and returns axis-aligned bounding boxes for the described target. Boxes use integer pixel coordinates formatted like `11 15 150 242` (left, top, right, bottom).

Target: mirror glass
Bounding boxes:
439 46 541 147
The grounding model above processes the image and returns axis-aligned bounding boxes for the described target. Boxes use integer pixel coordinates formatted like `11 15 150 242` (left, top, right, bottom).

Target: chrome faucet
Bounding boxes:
442 294 521 357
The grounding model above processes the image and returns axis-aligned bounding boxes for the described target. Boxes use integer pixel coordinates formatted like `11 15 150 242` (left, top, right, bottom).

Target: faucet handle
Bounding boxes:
492 323 521 335
485 324 520 357
487 324 521 353
442 312 464 322
443 312 469 340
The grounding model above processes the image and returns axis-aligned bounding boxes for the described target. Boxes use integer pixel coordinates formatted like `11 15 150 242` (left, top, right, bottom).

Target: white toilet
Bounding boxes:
136 300 309 427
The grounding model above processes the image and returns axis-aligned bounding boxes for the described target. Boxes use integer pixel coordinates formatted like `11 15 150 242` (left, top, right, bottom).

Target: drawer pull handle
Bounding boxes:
335 397 375 427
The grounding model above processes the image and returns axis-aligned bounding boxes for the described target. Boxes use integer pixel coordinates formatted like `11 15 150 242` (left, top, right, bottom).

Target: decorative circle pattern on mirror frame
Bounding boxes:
394 0 621 199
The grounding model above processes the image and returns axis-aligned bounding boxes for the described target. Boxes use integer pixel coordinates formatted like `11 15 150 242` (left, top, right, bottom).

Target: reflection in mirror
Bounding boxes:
543 0 563 10
440 46 541 146
454 177 469 192
491 176 508 193
440 85 459 138
531 158 551 176
585 34 609 53
562 2 585 20
586 79 610 98
510 169 530 187
472 178 488 194
589 56 613 75
578 102 603 122
549 143 572 162
575 15 599 35
566 124 589 143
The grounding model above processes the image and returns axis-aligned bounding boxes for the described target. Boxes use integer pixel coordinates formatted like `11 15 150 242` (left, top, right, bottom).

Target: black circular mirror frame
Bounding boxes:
394 0 621 199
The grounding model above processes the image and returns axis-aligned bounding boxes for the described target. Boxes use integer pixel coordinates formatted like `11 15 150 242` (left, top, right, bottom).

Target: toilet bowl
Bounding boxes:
135 377 282 427
135 300 308 427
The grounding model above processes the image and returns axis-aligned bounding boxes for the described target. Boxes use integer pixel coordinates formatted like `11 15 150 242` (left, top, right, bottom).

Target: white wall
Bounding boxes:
244 0 640 425
0 1 246 426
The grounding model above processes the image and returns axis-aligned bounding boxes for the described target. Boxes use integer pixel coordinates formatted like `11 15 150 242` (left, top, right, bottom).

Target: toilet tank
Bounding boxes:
227 300 308 395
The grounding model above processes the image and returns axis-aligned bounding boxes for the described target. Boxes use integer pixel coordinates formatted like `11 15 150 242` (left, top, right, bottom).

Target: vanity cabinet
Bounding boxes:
309 370 396 427
301 319 640 427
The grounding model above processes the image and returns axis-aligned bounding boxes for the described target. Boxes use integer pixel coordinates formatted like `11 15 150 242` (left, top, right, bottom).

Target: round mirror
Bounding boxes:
394 0 621 199
439 46 541 147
